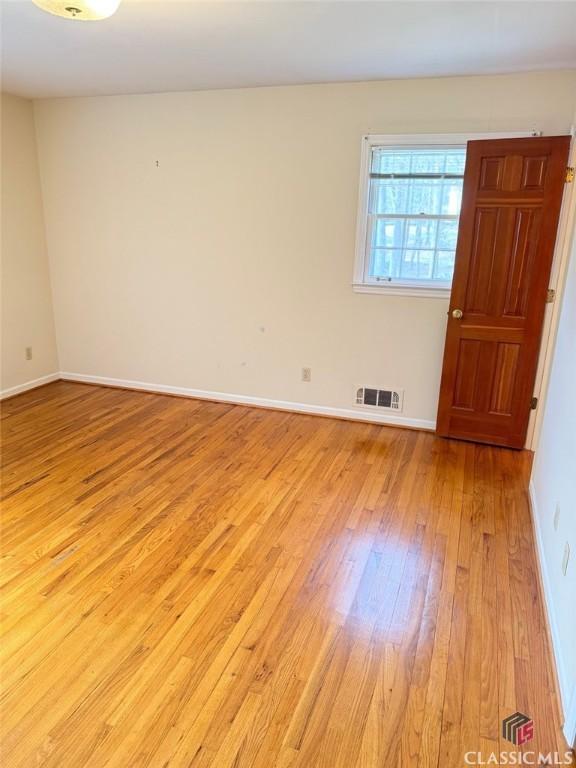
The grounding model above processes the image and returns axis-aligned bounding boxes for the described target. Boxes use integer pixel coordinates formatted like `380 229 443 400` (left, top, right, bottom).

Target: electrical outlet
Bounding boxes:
554 504 561 531
25 346 32 361
301 367 311 383
562 542 570 576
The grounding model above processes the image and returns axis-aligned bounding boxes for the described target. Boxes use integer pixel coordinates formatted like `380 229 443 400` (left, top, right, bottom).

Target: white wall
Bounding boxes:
1 93 59 396
531 218 576 745
33 70 576 424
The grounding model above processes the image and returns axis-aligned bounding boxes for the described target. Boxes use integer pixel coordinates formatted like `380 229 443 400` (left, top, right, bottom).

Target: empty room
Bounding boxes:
1 1 576 766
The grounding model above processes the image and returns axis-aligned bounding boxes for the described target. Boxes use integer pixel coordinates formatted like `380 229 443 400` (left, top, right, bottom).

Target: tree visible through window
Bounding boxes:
365 146 465 288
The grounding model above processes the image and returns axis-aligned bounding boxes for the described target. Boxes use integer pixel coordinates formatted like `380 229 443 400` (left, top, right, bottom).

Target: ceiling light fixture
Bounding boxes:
31 0 121 21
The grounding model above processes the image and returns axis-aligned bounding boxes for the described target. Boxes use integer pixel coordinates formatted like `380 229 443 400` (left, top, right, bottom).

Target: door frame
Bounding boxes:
527 127 576 451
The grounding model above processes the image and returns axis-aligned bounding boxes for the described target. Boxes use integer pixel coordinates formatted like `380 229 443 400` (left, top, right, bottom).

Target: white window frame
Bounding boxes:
353 132 535 298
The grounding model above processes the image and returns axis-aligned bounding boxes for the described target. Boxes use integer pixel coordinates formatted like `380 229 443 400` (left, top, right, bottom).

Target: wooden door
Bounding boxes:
436 136 570 448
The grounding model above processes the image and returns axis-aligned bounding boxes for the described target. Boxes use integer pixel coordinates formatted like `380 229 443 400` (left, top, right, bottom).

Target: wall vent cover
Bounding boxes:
356 387 404 412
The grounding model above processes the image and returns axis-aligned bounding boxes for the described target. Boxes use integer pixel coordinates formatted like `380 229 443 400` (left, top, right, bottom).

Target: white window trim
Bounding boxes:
353 131 536 298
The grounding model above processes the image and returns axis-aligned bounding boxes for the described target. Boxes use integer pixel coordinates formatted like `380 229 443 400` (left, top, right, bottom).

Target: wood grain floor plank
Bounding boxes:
0 382 572 767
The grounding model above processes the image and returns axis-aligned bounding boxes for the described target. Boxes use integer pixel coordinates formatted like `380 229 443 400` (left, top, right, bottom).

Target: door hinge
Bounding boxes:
567 166 575 183
546 288 555 303
530 397 538 410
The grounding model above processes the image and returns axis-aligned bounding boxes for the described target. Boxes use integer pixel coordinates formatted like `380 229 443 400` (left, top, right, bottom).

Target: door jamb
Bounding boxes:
527 127 576 451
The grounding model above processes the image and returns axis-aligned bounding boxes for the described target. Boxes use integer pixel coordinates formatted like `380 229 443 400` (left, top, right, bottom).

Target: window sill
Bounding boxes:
352 282 451 299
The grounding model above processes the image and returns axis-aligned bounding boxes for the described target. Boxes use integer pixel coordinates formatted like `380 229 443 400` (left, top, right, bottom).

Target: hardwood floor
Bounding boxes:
0 381 571 767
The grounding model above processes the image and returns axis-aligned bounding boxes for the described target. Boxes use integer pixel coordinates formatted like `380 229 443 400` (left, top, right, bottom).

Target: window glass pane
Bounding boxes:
369 180 410 215
371 148 465 177
407 181 442 216
445 152 466 174
371 151 411 175
365 145 465 286
437 219 459 250
372 218 405 249
410 152 446 174
369 249 398 279
370 180 460 217
404 219 437 249
400 250 434 280
434 251 456 280
440 183 462 215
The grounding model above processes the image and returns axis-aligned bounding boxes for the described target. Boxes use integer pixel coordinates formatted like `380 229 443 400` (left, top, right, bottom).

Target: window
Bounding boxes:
354 137 467 297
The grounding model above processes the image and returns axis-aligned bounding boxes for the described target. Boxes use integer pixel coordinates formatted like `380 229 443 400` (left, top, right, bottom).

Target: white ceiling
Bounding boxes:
2 0 576 99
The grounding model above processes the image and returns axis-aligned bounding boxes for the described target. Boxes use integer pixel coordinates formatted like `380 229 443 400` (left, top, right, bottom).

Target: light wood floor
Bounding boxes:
1 382 571 767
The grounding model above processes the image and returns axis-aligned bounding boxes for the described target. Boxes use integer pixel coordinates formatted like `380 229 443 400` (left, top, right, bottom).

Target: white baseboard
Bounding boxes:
0 373 60 401
529 480 576 747
59 372 436 431
565 685 576 750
